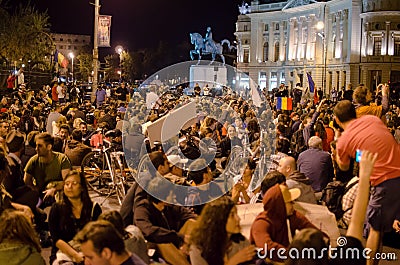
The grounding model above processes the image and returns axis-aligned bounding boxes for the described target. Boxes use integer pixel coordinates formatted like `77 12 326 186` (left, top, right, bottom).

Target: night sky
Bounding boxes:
28 0 243 56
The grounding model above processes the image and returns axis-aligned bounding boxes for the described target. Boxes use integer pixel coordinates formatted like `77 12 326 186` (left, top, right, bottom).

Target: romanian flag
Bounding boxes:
276 97 292 110
54 50 69 68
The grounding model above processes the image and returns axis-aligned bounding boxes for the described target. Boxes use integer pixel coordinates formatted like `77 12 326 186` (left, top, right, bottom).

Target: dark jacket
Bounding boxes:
134 198 196 247
250 184 316 262
219 136 242 158
64 139 92 167
297 147 334 192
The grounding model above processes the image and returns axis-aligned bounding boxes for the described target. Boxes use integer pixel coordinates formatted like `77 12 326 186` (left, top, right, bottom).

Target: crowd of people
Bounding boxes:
0 77 399 265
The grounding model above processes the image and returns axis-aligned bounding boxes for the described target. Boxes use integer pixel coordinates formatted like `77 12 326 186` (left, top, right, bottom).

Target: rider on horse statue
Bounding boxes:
204 27 215 52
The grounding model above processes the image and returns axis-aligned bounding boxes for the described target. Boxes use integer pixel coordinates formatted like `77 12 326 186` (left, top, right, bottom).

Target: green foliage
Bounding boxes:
0 1 54 71
77 53 93 81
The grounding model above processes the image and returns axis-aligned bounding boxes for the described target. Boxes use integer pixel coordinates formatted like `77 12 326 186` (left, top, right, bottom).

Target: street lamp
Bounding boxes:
115 45 123 81
316 21 327 96
69 52 74 83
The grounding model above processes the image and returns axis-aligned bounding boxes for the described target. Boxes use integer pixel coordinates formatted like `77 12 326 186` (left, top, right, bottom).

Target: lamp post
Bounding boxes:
28 60 31 84
316 21 327 95
115 45 123 81
69 52 74 83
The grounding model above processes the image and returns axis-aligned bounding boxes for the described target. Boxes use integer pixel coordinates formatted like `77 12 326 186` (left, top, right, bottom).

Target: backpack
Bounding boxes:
320 180 358 221
290 129 307 159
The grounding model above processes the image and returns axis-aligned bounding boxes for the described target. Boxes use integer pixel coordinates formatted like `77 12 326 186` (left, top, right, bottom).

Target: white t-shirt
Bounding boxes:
57 85 65 99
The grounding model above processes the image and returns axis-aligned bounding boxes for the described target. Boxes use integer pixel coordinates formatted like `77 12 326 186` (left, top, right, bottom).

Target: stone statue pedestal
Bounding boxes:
189 64 227 88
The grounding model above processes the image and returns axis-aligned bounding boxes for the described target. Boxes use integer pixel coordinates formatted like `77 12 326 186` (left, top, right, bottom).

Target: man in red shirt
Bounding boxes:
51 81 59 106
6 73 15 91
334 100 400 265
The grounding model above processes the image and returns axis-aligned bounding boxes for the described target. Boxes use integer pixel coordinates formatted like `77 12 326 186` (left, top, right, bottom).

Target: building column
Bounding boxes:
342 10 348 59
297 18 304 60
256 22 264 62
288 19 295 60
250 20 259 63
386 22 393 55
269 22 274 61
279 21 285 61
362 22 368 57
327 13 333 60
306 16 313 60
334 12 341 59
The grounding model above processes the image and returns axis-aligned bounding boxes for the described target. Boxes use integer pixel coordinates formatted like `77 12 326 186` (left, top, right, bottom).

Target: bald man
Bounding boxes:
277 156 317 204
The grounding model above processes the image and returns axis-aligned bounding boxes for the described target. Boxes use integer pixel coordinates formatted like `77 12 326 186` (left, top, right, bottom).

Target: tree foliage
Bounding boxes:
0 1 53 71
76 53 93 82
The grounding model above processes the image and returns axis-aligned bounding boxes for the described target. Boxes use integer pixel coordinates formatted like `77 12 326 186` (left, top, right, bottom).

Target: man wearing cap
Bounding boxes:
250 184 318 262
4 130 44 227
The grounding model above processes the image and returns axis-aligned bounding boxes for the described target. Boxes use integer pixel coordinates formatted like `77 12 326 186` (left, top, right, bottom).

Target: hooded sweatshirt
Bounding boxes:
0 242 45 265
286 170 317 204
249 184 316 262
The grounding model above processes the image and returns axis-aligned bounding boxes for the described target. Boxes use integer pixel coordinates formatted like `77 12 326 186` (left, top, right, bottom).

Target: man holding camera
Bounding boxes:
334 100 400 265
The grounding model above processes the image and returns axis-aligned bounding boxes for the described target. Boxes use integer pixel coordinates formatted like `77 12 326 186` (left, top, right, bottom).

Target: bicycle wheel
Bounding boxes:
81 151 114 196
110 152 127 205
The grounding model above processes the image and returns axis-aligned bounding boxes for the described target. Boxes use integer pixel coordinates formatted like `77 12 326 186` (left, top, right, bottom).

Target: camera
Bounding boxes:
355 149 362 162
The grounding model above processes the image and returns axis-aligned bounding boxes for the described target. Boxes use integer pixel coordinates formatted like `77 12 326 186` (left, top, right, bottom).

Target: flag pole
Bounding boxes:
92 0 100 101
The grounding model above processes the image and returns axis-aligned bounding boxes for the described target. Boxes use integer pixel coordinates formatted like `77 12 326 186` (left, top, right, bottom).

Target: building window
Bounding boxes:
83 40 86 43
263 42 269 62
60 45 64 49
281 72 285 84
243 49 249 63
60 38 63 41
259 72 267 89
265 24 269 31
68 39 71 42
394 37 400 56
244 25 248 31
75 39 79 42
68 45 71 49
74 47 77 50
270 72 278 90
274 42 280 62
275 23 279 31
373 37 382 56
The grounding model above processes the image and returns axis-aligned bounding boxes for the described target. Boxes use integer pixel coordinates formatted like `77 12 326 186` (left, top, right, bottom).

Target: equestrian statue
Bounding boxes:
190 27 235 65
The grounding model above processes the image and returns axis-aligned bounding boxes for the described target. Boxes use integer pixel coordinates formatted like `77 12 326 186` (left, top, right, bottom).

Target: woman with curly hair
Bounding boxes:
48 170 102 264
0 209 45 265
189 196 256 265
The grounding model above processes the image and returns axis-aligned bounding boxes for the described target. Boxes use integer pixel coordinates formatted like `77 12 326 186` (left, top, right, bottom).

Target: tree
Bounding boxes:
0 2 54 70
76 53 93 82
104 54 119 82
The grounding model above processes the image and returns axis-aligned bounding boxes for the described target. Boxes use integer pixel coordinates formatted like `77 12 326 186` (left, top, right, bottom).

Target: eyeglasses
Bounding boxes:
64 181 81 186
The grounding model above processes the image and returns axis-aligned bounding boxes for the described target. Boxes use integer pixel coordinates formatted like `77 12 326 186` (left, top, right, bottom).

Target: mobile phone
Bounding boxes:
355 149 362 162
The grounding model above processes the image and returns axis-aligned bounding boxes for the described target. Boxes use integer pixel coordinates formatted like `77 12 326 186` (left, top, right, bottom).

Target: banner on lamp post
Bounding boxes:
98 15 112 47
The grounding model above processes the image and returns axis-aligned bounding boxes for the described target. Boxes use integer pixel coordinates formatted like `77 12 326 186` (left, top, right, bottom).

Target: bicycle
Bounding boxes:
81 138 133 205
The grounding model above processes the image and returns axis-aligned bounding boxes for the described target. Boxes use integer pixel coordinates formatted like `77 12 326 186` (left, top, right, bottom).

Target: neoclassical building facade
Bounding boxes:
235 0 400 95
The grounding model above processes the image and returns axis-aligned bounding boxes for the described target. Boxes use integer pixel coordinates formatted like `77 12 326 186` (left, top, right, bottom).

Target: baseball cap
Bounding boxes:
167 155 188 167
279 184 301 203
